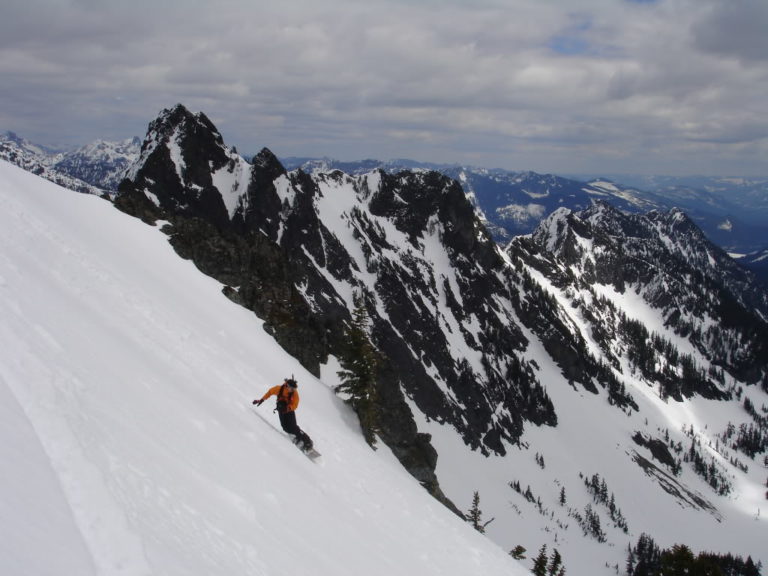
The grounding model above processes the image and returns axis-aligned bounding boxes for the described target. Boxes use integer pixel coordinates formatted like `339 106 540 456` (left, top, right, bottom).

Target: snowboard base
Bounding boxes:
302 447 322 460
294 439 321 460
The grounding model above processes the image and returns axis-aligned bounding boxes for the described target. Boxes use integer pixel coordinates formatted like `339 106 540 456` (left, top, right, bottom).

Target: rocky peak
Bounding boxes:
54 136 140 191
119 104 248 228
251 147 284 173
147 103 222 145
519 201 768 386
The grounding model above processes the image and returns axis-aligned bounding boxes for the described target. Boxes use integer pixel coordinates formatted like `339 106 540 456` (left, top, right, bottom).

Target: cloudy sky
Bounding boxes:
2 0 767 175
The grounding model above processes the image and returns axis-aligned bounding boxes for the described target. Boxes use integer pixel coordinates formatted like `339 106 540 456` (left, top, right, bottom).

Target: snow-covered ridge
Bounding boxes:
54 137 141 191
14 102 764 575
0 131 106 195
0 159 525 576
113 106 767 576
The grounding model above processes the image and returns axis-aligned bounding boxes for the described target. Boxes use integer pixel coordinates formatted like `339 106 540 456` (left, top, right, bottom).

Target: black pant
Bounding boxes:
278 411 312 447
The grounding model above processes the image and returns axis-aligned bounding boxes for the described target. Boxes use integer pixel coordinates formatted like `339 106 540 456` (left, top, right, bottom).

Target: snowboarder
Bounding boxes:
253 378 313 451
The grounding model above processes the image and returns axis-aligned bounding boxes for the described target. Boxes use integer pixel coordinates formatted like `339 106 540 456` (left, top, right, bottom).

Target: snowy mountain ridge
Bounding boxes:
6 127 767 255
108 105 767 575
1 129 141 195
0 130 105 195
519 201 768 388
0 159 523 576
55 136 141 191
3 103 767 575
285 157 768 256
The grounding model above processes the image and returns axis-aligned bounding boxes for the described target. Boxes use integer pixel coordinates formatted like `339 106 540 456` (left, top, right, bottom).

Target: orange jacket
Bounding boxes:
261 384 299 412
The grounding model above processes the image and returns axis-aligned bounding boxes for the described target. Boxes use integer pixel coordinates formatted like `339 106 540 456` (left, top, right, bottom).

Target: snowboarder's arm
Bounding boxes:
254 385 282 404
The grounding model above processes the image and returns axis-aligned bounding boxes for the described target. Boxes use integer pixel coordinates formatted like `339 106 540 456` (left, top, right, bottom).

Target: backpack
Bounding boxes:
276 384 294 414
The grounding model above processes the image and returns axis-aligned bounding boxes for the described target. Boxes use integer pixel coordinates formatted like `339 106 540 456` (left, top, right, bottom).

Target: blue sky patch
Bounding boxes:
548 34 591 56
548 14 593 56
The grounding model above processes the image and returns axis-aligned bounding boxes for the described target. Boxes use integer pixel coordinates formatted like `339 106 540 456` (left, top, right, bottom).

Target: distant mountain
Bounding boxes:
515 202 768 382
565 173 768 254
282 158 768 255
0 131 104 195
114 105 767 574
445 169 658 240
1 130 140 195
569 174 768 223
737 248 768 285
7 128 765 255
54 137 141 191
0 130 63 159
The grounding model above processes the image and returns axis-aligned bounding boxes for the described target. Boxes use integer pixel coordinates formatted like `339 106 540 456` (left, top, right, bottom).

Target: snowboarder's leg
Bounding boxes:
278 411 295 434
279 412 312 450
296 430 313 451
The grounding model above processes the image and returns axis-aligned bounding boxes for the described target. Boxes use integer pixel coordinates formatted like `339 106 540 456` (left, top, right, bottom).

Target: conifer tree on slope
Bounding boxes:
533 545 549 576
467 490 496 534
548 548 565 576
336 292 380 447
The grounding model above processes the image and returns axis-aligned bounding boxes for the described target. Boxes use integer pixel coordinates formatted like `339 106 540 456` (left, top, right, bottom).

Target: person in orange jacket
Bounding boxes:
253 377 313 450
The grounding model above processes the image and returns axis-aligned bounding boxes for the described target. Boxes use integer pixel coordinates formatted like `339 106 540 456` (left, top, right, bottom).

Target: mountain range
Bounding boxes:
281 157 768 261
3 105 767 575
4 127 768 264
0 131 107 196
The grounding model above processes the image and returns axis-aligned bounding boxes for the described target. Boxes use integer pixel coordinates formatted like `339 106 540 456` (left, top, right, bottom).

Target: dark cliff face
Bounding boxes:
233 148 286 236
117 105 231 228
118 107 349 381
361 170 554 454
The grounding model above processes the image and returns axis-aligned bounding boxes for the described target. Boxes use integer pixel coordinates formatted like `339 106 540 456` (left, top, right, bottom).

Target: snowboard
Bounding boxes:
250 406 321 461
295 440 322 461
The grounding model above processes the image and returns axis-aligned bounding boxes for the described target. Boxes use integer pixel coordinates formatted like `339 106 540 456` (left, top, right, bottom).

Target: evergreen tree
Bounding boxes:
510 545 527 560
336 293 380 447
467 490 494 533
629 533 662 576
660 544 696 576
468 490 483 533
626 535 762 576
532 545 548 576
627 544 636 576
548 548 564 576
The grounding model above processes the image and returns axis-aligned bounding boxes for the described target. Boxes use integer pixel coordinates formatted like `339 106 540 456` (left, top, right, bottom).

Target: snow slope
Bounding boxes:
0 160 525 576
415 266 768 574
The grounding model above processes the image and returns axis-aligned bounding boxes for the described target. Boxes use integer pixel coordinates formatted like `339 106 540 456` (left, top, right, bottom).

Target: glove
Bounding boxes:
253 399 263 406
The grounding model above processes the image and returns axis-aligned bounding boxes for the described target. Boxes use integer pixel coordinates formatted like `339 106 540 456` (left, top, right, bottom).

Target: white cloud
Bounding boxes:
1 0 766 175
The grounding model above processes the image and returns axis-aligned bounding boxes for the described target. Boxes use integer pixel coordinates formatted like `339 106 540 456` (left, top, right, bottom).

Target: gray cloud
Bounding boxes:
1 0 766 175
692 0 768 62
